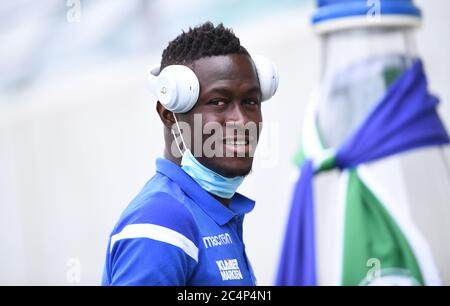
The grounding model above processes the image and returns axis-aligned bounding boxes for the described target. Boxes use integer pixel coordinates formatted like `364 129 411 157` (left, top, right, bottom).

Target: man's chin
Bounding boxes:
221 167 252 178
202 157 253 178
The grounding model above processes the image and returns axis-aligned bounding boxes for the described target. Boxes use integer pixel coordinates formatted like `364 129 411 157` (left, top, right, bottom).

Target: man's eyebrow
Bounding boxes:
207 86 261 96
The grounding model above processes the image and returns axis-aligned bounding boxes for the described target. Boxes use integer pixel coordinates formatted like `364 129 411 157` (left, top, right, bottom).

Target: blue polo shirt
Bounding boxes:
102 158 257 286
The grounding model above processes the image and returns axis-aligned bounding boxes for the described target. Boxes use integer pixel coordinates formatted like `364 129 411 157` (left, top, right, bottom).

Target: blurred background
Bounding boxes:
0 0 449 285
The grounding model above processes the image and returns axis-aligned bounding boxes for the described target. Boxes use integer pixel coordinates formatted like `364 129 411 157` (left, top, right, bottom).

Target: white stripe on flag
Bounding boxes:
358 165 441 286
334 170 349 285
110 223 198 262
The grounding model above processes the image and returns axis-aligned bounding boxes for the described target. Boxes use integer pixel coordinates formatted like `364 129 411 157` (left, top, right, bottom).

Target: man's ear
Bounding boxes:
156 101 176 129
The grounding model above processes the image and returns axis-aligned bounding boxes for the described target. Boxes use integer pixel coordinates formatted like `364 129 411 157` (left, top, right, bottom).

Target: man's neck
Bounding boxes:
211 194 231 208
164 148 181 165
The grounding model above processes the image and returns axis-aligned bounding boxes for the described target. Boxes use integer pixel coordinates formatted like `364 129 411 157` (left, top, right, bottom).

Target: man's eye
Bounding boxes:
208 99 226 106
244 99 259 105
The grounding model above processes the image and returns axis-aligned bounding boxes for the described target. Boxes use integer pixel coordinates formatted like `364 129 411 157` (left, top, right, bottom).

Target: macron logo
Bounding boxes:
203 233 233 249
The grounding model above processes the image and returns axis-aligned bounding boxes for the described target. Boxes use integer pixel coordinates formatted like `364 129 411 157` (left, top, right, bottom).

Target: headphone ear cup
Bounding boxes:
252 55 279 102
148 65 161 102
153 65 199 113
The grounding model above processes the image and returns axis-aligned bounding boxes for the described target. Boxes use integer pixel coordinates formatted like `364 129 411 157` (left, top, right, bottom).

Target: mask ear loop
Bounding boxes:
171 114 188 157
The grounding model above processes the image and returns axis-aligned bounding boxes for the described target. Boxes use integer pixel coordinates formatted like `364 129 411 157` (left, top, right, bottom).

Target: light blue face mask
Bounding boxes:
181 149 244 199
172 116 245 199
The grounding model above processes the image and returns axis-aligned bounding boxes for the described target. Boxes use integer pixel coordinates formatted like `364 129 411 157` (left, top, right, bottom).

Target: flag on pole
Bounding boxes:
276 59 449 286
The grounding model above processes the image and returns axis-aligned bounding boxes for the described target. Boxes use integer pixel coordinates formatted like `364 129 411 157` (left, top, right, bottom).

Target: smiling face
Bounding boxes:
177 53 263 178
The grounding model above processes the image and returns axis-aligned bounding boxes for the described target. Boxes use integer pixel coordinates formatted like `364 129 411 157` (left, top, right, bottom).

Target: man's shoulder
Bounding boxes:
105 183 201 285
111 179 199 245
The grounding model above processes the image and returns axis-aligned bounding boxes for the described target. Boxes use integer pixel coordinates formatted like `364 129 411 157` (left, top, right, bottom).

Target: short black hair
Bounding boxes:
160 22 249 69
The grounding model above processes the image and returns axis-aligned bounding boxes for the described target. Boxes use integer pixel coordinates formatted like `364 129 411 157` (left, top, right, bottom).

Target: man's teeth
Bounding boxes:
225 139 247 145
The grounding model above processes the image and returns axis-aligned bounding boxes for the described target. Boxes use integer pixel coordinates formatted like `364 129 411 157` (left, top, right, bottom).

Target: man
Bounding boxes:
102 22 278 285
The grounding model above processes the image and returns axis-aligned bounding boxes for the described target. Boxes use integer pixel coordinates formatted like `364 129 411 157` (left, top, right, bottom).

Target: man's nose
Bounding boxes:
226 102 247 125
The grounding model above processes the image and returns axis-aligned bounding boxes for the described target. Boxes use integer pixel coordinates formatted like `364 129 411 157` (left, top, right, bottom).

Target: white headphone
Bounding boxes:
148 55 279 113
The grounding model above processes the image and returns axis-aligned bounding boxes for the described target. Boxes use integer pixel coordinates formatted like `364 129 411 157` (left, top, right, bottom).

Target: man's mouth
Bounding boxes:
224 138 249 145
222 136 255 156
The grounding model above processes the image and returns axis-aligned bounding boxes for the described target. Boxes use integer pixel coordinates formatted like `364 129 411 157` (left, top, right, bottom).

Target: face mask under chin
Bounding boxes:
172 115 245 200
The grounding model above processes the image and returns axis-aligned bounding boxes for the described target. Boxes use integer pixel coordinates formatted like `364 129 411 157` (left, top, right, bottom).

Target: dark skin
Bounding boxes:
156 54 263 207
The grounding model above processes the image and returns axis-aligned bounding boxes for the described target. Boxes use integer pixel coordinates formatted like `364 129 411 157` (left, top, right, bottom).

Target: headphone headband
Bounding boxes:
149 55 278 113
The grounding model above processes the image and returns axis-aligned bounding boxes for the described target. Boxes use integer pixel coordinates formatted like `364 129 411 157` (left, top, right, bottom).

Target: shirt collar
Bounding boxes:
156 158 255 226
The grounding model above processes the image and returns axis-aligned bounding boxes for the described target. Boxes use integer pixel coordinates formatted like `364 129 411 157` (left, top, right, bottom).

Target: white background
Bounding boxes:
0 0 449 285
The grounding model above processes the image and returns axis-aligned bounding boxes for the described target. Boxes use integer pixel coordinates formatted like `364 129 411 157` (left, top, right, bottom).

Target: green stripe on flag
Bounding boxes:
342 170 424 286
293 146 306 167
